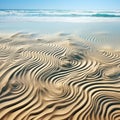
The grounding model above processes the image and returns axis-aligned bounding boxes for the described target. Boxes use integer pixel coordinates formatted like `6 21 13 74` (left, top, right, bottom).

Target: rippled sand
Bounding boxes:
0 33 120 120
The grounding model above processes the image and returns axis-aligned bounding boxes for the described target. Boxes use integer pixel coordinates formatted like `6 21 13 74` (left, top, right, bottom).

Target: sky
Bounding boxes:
0 0 120 10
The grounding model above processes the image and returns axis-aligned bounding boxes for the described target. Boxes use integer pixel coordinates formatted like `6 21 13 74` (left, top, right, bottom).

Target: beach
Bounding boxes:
0 9 120 120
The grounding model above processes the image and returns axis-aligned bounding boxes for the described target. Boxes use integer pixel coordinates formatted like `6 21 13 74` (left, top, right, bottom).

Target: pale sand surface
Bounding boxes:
0 32 120 120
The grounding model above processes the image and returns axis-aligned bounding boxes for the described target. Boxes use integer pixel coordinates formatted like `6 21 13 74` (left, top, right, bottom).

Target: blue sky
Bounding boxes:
0 0 120 10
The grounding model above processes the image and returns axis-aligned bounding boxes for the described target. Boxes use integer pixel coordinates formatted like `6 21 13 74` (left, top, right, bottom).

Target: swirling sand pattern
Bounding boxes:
0 33 120 120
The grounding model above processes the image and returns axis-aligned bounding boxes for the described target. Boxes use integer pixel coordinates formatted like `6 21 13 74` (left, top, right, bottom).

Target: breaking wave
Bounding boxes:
0 9 120 17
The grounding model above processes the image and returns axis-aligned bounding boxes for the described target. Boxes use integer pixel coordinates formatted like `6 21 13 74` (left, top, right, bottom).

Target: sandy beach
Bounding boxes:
0 31 120 120
0 7 120 120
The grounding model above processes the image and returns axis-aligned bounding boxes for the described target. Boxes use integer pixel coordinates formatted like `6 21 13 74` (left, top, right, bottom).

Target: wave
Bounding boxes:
0 33 120 120
0 9 120 18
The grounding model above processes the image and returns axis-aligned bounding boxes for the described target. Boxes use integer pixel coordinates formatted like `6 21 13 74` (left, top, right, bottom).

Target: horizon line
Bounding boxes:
0 8 120 10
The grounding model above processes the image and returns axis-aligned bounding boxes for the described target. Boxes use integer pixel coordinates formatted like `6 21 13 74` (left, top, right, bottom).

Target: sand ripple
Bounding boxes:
0 33 120 120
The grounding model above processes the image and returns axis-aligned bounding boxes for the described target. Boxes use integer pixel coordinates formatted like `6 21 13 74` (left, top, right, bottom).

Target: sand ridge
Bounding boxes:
0 33 120 120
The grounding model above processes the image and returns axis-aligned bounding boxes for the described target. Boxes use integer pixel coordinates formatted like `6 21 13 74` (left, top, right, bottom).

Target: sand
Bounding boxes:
0 32 120 120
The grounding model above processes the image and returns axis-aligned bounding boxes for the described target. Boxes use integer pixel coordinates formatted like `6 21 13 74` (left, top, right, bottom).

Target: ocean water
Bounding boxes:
0 9 120 17
0 9 120 33
0 9 120 23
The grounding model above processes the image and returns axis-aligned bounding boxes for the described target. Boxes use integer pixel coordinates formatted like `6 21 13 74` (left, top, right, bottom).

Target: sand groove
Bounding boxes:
0 33 120 120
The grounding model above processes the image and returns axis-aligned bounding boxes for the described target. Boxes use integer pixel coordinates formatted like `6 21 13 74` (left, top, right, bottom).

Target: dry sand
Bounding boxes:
0 32 120 120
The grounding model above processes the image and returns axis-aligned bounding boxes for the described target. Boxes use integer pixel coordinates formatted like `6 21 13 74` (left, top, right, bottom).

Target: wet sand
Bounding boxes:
0 32 120 120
